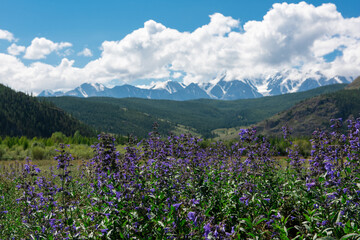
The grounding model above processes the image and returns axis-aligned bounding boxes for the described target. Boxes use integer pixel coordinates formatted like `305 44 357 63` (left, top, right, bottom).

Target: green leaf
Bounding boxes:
340 233 360 240
157 221 165 228
304 214 311 222
336 210 342 223
318 177 325 183
255 218 267 226
284 226 288 236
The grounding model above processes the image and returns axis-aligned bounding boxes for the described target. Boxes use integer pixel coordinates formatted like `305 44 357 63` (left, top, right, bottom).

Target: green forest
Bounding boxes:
0 84 94 138
44 83 346 138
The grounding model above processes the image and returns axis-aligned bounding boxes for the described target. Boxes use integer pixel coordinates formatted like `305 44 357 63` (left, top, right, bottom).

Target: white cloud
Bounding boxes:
0 53 85 94
0 2 360 94
0 29 15 41
78 48 93 57
23 37 72 60
59 48 74 57
81 3 360 86
7 43 25 56
172 72 183 79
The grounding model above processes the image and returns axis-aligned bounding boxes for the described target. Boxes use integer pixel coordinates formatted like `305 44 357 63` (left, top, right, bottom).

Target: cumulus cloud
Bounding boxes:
0 2 360 94
78 48 93 57
0 53 85 93
0 29 15 41
83 13 241 84
23 37 72 60
7 43 26 55
82 3 360 86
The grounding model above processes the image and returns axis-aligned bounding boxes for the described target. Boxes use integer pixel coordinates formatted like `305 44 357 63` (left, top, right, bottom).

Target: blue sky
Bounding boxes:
0 0 359 93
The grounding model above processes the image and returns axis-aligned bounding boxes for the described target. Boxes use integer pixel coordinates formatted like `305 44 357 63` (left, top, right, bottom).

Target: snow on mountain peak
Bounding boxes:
150 80 185 93
78 86 88 97
38 70 352 100
91 83 105 92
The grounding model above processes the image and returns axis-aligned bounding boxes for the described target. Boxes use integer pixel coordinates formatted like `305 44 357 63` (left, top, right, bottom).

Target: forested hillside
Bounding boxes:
256 88 360 136
44 83 346 138
0 84 94 137
345 76 360 90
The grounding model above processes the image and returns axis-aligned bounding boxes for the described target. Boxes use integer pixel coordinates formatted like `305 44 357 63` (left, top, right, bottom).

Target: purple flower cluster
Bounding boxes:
3 117 359 239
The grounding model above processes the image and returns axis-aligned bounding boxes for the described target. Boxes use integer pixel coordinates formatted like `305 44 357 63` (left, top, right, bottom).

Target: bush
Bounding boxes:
31 146 45 160
70 145 93 160
0 146 5 159
51 132 66 144
31 141 45 148
44 146 57 159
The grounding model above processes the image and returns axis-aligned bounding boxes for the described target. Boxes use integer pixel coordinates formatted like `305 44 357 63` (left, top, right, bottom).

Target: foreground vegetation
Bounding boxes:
0 119 359 239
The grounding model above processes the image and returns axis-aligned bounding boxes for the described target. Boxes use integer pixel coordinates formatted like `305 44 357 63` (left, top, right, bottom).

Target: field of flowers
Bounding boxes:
0 118 360 239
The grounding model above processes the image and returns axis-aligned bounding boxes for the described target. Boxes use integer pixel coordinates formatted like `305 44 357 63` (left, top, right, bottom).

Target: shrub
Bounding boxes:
31 146 45 160
0 146 5 159
50 131 66 144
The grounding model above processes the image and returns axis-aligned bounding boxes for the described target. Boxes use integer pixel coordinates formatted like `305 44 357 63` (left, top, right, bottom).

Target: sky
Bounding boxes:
0 0 359 94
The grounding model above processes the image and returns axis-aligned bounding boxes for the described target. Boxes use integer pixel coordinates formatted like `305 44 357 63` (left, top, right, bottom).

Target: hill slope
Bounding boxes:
43 84 346 138
256 88 360 137
0 84 94 137
345 76 360 90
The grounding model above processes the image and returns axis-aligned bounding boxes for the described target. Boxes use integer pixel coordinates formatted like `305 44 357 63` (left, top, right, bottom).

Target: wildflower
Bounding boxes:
336 222 344 227
226 226 235 236
266 219 274 227
172 202 182 210
191 199 200 205
306 182 316 191
239 196 250 205
203 223 212 237
188 212 196 222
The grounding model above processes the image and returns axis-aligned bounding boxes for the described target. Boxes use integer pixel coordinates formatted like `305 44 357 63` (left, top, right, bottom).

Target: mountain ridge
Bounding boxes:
38 70 352 101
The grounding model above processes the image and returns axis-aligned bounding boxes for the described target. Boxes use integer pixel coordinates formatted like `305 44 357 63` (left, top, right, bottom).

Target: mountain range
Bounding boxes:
38 70 352 100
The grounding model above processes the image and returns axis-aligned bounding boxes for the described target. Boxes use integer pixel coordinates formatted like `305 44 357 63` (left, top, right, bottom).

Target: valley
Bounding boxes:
43 83 347 138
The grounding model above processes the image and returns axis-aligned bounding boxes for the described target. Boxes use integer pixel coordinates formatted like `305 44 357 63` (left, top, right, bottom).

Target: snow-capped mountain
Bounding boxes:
202 74 262 100
38 71 353 100
38 89 65 97
64 83 110 97
150 80 185 94
261 70 351 96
